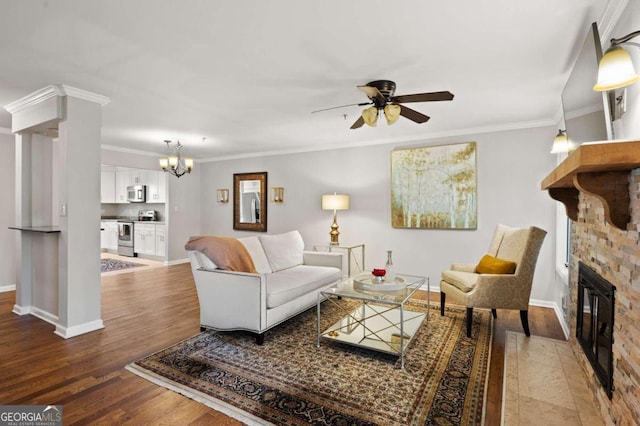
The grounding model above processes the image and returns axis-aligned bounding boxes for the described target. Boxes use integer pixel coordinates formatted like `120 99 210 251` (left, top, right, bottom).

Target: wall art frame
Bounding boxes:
391 141 477 229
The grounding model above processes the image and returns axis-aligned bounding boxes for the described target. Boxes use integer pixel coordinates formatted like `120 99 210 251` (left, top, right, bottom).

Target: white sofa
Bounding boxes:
187 230 343 343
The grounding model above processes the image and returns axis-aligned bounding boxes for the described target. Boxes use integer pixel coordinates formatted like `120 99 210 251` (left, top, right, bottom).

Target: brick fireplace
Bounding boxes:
569 169 640 424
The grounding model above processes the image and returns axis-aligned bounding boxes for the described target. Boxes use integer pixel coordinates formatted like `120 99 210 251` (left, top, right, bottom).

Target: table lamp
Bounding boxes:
321 193 350 246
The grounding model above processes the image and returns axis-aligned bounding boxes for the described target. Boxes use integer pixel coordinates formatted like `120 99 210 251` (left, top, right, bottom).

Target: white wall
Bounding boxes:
166 166 201 262
0 130 16 290
199 125 559 302
609 0 640 140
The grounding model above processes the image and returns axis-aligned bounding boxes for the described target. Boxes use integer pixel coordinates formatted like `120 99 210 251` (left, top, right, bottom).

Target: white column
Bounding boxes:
13 133 32 315
55 95 105 338
5 85 109 338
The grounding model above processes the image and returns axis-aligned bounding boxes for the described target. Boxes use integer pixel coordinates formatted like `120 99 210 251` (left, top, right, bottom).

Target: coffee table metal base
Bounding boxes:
317 300 426 369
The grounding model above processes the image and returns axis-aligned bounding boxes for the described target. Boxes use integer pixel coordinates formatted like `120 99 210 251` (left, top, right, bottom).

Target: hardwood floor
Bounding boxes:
0 264 565 425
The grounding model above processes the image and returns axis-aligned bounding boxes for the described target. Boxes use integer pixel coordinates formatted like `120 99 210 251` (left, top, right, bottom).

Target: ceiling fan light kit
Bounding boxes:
384 104 401 125
362 106 379 126
315 79 453 129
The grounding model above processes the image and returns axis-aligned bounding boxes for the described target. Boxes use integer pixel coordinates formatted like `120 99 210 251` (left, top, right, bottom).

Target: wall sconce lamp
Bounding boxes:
217 189 229 203
594 30 640 92
271 187 284 203
321 193 350 246
550 129 574 154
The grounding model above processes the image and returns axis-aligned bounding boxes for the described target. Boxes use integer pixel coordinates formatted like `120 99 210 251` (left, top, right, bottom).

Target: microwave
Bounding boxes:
127 185 147 203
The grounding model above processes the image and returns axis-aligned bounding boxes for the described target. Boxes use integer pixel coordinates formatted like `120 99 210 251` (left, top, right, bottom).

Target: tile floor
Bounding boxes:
502 331 605 425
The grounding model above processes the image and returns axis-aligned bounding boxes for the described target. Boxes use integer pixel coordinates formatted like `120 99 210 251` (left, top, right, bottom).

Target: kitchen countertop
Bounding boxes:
100 217 165 225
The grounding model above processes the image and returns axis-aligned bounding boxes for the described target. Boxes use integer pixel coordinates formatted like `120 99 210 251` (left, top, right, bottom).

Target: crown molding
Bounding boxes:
200 118 557 163
0 127 12 135
4 84 110 115
4 85 64 114
101 144 163 157
60 85 110 106
598 0 628 42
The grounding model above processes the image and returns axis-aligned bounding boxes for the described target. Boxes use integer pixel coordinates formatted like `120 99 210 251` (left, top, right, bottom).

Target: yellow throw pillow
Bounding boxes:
476 254 517 274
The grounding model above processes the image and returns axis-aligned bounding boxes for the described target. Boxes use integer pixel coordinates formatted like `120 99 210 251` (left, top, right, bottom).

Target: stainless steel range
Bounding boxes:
117 220 135 257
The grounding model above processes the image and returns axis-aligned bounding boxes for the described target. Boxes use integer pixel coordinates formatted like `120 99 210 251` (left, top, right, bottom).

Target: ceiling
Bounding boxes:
0 0 615 160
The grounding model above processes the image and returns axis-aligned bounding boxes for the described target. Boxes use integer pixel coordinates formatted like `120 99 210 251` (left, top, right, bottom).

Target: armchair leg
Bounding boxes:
520 310 531 336
491 309 497 319
440 292 446 316
466 307 473 337
255 332 265 345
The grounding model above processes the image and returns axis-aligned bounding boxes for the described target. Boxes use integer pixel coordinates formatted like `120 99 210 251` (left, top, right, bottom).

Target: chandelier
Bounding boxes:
159 140 194 178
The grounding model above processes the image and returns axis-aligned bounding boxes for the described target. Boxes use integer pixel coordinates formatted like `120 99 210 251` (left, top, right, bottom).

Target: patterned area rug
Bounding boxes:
127 300 492 425
100 258 144 273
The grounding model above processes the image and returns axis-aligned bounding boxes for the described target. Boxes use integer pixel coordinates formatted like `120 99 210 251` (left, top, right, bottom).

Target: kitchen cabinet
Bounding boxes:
155 224 166 257
134 223 156 256
110 167 166 204
100 169 116 203
100 221 118 251
115 170 131 203
141 170 166 203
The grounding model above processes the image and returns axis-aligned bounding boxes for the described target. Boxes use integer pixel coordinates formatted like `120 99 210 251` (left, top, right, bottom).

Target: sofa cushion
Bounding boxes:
441 270 479 293
259 231 304 272
238 236 272 274
475 254 517 274
265 265 341 308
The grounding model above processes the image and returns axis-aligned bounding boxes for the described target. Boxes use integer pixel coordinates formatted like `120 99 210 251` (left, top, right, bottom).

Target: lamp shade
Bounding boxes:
550 130 573 154
384 104 401 125
362 106 378 127
594 46 640 91
322 194 350 210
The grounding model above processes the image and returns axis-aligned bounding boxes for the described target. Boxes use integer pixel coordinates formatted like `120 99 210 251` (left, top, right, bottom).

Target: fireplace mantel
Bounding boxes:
541 140 640 230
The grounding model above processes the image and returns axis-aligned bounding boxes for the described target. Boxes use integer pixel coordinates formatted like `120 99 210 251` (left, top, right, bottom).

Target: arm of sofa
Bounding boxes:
303 251 343 271
191 268 267 332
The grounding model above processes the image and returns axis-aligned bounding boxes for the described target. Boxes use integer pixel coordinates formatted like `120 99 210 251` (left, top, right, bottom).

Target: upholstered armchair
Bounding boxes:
440 224 547 337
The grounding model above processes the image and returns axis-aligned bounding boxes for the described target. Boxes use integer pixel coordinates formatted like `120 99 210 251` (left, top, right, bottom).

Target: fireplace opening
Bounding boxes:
577 262 616 399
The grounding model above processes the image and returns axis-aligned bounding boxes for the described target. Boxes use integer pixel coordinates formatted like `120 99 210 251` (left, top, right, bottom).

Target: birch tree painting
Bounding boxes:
391 142 477 229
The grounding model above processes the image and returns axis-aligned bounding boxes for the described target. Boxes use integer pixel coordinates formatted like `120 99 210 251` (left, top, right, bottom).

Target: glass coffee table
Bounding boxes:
316 273 428 369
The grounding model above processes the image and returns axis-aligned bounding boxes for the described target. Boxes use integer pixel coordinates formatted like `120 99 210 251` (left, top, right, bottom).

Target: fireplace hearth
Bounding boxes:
576 262 616 399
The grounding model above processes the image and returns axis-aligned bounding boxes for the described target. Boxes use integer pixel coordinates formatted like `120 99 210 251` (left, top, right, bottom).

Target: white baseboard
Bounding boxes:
12 304 31 315
30 307 59 326
55 319 104 339
0 284 16 293
425 292 570 340
529 298 570 340
166 258 190 266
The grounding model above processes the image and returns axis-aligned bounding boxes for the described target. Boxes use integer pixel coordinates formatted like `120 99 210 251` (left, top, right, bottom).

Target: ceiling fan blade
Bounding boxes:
350 116 365 129
311 102 371 114
358 85 385 102
391 91 454 103
399 105 430 123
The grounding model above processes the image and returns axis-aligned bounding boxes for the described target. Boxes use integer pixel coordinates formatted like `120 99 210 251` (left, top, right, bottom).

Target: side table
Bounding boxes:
313 243 365 277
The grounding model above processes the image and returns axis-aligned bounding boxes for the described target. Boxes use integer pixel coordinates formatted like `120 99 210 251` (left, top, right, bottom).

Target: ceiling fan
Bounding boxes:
313 80 454 129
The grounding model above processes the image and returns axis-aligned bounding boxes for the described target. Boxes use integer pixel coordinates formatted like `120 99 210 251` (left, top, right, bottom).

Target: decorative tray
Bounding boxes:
353 273 407 291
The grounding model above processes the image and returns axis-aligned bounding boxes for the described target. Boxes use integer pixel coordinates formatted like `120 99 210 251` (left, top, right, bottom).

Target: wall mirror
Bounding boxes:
233 172 267 232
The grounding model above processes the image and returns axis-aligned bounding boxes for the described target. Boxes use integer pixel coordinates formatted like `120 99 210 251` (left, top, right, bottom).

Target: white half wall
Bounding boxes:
198 125 559 304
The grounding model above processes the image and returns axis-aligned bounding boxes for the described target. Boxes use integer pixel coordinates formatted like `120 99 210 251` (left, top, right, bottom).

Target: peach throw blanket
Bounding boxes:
185 236 257 273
